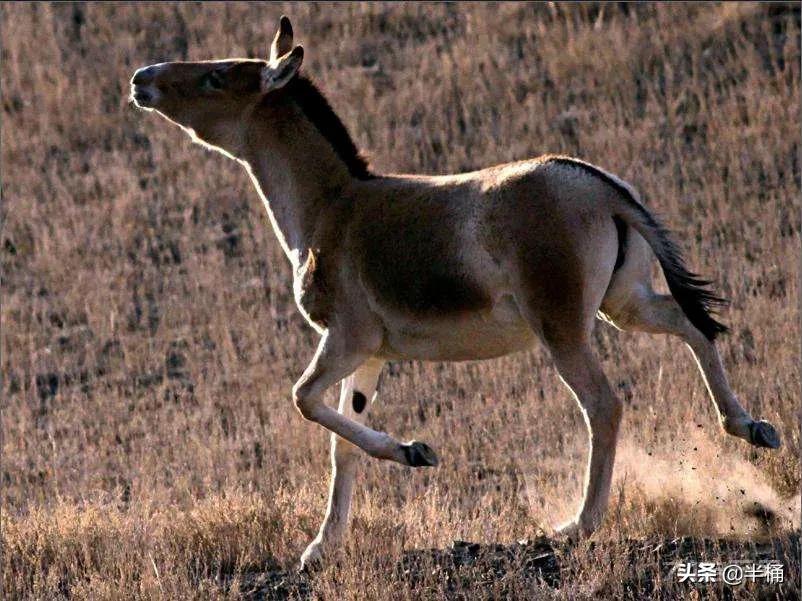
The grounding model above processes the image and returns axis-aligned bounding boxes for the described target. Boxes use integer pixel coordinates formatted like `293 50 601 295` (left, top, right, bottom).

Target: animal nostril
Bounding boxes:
132 66 155 86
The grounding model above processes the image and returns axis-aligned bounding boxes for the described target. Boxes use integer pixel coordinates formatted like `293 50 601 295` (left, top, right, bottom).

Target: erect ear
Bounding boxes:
261 45 303 93
270 15 293 62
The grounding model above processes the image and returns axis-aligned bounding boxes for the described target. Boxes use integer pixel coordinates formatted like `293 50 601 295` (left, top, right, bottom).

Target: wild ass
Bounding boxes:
130 17 781 569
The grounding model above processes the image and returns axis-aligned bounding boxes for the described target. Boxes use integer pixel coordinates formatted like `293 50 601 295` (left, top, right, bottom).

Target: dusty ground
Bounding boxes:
2 2 800 599
237 535 801 600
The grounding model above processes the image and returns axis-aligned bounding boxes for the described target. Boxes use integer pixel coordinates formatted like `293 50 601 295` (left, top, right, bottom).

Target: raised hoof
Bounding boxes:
749 420 781 449
401 441 439 467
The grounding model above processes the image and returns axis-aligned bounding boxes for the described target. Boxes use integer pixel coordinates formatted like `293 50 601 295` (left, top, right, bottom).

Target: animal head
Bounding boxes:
130 16 303 155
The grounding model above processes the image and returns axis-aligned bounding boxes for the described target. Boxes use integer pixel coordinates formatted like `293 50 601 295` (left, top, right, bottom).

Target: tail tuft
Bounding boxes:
639 212 728 340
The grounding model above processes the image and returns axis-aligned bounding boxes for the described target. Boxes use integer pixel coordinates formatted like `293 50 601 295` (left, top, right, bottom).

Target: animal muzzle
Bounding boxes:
130 64 164 108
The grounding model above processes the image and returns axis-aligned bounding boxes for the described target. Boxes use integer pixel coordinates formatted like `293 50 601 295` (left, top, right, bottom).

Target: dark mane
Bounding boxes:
285 75 375 180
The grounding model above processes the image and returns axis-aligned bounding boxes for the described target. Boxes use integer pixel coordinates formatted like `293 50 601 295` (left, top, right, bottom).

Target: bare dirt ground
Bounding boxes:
2 3 800 599
240 535 800 599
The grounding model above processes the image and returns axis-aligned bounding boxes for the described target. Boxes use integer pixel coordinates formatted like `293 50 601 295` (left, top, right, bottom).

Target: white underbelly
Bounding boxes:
376 293 537 361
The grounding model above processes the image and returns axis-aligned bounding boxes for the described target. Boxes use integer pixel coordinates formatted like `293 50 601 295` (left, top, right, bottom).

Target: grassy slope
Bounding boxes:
2 2 800 599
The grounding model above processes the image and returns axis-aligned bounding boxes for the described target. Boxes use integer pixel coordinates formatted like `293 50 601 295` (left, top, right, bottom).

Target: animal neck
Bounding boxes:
241 79 372 270
244 143 347 270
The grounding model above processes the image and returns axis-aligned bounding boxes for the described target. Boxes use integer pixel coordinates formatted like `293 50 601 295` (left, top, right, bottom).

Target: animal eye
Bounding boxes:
200 71 224 91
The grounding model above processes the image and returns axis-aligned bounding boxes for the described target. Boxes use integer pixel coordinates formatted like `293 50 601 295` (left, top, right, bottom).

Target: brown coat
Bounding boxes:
130 16 779 570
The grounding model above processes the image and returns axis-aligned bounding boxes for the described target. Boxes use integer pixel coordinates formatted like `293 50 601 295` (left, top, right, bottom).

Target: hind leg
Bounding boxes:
547 339 624 535
553 344 624 535
602 286 780 449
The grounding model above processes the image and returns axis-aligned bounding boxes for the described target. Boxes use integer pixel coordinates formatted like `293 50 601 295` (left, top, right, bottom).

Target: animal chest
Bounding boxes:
293 249 332 330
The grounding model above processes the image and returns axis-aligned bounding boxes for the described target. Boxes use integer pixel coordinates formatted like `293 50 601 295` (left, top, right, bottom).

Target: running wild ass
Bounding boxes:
131 17 781 569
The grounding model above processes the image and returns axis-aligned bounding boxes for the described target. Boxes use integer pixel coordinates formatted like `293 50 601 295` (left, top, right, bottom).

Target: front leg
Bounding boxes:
300 358 383 570
292 331 439 466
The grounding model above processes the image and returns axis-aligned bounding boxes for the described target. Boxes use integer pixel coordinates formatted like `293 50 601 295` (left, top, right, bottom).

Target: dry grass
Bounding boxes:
1 2 800 599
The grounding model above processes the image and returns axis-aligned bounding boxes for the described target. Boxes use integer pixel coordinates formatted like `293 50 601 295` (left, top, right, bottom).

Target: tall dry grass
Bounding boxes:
1 2 799 599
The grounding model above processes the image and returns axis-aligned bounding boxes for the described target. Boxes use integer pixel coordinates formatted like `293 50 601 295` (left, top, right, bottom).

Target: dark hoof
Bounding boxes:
749 420 781 449
402 441 439 467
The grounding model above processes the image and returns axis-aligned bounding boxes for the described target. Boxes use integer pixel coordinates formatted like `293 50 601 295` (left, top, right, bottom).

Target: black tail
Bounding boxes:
635 208 729 340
